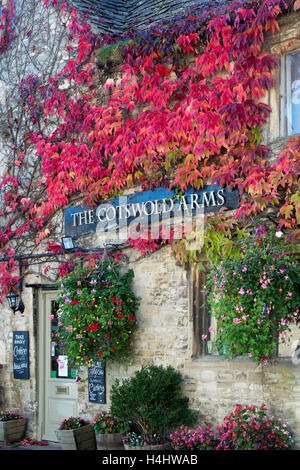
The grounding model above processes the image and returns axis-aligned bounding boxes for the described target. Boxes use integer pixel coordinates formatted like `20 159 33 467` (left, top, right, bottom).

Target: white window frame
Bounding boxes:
280 50 300 137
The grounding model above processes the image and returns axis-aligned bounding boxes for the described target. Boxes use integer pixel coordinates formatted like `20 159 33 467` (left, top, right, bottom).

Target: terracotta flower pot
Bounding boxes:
56 424 97 450
96 432 124 450
0 418 26 444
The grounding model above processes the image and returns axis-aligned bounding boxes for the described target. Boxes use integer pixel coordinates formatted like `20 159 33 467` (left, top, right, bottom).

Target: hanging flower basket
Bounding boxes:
55 258 139 369
205 222 300 364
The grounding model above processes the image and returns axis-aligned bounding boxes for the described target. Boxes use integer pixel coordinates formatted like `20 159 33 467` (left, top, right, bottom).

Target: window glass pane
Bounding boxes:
50 300 76 379
290 52 300 135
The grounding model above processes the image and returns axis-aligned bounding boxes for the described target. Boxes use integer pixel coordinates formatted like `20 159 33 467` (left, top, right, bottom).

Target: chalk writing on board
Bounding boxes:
88 360 106 404
13 331 29 380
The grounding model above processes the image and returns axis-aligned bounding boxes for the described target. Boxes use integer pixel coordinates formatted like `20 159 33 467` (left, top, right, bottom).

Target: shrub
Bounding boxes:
110 365 197 440
169 425 216 450
93 410 125 434
216 403 294 450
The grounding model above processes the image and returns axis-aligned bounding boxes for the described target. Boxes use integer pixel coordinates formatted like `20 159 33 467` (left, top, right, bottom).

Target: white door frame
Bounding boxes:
38 290 78 441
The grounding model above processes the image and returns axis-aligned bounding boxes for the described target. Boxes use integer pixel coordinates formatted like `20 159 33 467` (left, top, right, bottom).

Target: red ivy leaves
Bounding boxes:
0 0 299 297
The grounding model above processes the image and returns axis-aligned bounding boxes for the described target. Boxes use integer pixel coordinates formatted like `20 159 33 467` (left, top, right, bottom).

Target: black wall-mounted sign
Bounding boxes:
13 331 29 380
88 360 106 404
64 185 240 237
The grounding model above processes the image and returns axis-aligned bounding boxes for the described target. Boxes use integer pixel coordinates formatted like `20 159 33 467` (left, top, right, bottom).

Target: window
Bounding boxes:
281 51 300 137
190 263 215 357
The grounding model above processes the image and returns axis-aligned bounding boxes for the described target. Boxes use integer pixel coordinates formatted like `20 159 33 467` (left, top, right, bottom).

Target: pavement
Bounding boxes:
0 440 62 450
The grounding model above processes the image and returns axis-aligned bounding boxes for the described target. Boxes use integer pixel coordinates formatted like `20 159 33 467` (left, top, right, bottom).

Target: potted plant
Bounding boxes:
0 411 26 444
216 403 294 450
93 410 125 450
55 416 96 450
110 365 197 450
169 425 217 450
122 431 169 450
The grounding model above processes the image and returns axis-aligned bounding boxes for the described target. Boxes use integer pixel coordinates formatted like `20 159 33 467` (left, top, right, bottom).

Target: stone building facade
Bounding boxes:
0 2 299 448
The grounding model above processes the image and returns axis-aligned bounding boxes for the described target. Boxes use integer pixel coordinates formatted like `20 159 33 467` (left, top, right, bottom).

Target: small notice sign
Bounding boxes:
13 331 29 380
88 360 106 404
57 355 68 377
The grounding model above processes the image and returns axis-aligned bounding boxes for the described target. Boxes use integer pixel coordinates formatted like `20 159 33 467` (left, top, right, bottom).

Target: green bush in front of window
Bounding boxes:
110 364 197 443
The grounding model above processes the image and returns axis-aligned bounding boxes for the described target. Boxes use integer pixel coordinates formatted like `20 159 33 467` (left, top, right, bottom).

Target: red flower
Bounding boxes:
86 323 100 332
105 333 110 338
98 350 103 357
110 347 115 353
71 299 79 305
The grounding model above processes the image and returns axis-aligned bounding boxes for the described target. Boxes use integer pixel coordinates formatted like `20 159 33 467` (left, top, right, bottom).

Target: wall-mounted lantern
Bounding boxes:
7 291 25 314
61 236 75 251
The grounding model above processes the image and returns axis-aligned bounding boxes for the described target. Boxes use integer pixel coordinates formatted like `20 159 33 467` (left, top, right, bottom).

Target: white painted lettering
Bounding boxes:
202 191 216 207
190 193 201 209
216 189 225 206
106 206 116 221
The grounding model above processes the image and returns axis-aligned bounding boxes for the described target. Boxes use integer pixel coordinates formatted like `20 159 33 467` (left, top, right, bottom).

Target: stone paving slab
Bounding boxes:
0 441 62 450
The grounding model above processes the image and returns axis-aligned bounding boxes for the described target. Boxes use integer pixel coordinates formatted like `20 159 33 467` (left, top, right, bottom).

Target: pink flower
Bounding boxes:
104 78 114 92
233 318 242 324
208 326 213 333
77 290 82 295
202 334 207 340
239 288 245 295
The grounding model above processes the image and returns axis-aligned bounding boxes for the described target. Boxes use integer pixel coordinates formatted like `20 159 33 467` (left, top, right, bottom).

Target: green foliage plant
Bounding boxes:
110 364 197 441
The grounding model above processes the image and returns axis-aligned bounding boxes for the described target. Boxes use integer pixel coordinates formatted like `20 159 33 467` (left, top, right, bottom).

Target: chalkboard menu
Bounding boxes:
13 331 29 380
88 360 106 404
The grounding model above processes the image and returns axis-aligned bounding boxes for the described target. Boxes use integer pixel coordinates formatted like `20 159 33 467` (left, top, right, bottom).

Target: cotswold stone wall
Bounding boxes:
0 276 39 438
74 244 300 449
0 244 299 447
0 7 299 450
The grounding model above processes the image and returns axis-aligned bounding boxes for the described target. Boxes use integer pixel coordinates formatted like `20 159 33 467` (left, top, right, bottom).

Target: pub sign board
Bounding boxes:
13 331 29 380
64 185 240 237
88 360 106 404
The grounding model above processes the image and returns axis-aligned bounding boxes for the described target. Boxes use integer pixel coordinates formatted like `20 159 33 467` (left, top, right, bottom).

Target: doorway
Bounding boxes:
38 291 78 441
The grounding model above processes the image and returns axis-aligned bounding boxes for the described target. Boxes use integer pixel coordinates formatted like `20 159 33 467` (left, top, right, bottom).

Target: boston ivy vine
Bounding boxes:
0 0 299 314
